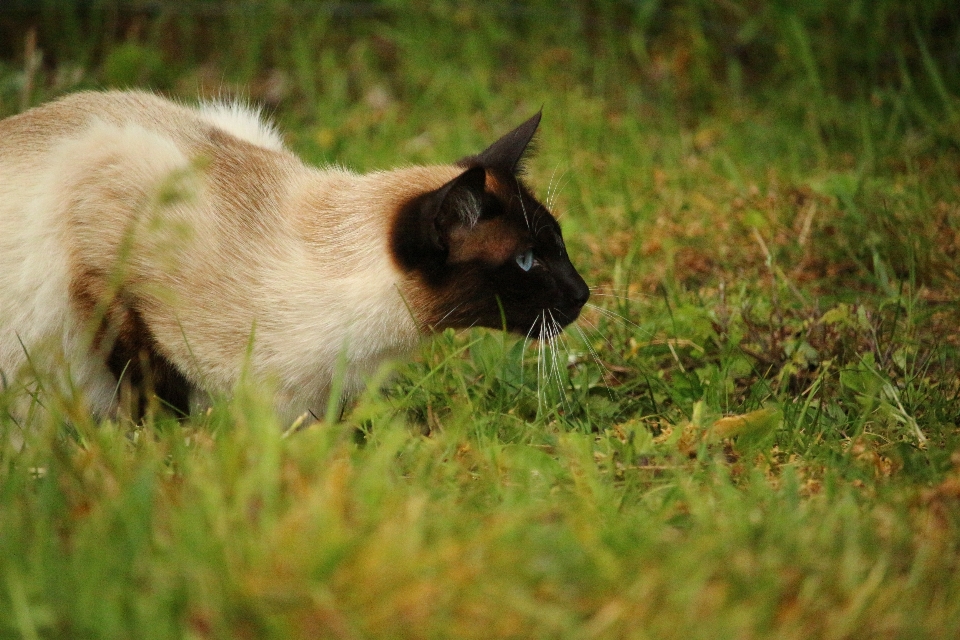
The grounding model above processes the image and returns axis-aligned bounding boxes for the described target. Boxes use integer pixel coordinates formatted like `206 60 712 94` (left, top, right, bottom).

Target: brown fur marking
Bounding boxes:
69 270 191 419
448 218 523 265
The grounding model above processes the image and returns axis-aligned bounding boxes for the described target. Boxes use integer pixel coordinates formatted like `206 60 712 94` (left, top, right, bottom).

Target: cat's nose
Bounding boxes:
572 280 590 308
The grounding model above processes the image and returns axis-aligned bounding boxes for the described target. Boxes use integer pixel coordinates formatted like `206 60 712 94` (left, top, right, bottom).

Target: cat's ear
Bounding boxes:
392 167 487 271
425 166 487 249
463 111 541 175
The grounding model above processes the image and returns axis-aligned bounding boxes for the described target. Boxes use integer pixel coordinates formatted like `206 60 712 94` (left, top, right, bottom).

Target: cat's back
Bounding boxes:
1 93 259 232
1 90 285 158
0 89 296 238
2 91 181 158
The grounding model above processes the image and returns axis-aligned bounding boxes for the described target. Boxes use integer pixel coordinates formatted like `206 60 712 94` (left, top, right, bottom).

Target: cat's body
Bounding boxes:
0 91 588 422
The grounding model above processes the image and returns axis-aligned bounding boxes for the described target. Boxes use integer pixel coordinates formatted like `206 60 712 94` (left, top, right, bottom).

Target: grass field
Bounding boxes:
1 1 960 638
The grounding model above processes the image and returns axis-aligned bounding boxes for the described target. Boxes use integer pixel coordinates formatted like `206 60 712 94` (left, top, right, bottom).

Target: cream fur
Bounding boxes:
0 90 455 423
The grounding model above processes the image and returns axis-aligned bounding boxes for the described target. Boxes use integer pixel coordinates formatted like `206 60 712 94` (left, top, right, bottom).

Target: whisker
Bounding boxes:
541 316 551 413
546 311 564 415
545 163 568 207
550 315 575 416
547 171 571 215
537 311 546 416
587 291 654 306
545 165 561 209
552 340 568 414
435 302 465 327
559 331 586 409
585 302 653 338
576 315 622 360
588 284 654 299
582 307 706 363
520 314 539 389
589 285 643 292
545 161 565 211
547 311 561 380
516 182 531 230
554 170 570 200
573 324 616 401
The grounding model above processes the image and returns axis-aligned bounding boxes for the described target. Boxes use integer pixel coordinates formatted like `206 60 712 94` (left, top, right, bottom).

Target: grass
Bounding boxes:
2 1 960 638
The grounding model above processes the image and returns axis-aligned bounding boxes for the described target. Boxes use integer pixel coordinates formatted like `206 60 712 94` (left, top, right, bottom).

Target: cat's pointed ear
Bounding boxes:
427 166 487 248
464 111 541 175
392 167 491 273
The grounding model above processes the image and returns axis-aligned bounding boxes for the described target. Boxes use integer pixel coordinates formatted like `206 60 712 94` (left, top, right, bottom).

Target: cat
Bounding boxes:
0 90 589 424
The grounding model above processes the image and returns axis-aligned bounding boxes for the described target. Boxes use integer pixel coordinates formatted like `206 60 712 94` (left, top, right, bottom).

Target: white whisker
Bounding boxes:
558 331 584 408
520 314 539 389
576 315 619 354
573 324 616 401
587 291 653 306
547 171 570 217
585 302 652 337
545 161 565 210
516 182 531 230
545 161 568 207
536 311 545 416
547 309 572 417
435 302 465 327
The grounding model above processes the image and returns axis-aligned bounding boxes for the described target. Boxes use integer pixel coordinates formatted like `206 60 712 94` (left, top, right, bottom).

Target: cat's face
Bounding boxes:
391 113 590 339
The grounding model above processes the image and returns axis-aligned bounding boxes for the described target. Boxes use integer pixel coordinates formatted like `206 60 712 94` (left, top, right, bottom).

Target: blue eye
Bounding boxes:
516 249 534 271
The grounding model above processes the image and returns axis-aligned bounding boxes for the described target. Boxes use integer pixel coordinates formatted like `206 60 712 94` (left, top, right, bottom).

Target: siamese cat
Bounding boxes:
0 91 589 424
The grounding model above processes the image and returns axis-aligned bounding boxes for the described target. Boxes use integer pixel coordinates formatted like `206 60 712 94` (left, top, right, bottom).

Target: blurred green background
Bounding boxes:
2 1 958 142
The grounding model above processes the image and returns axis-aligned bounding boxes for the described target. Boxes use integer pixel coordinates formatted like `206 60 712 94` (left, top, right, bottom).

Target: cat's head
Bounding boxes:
391 112 589 339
